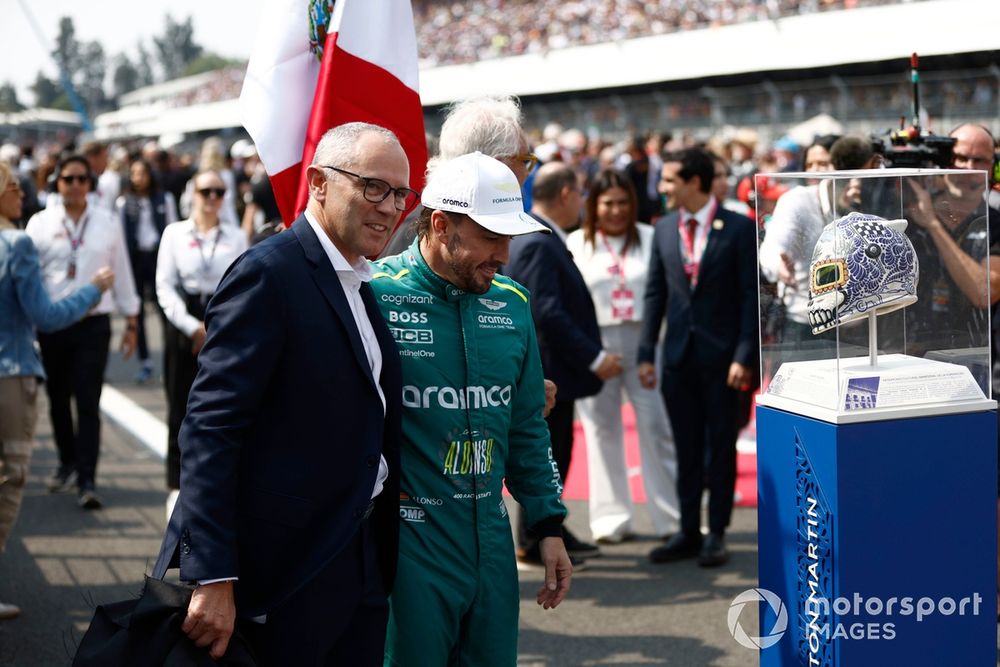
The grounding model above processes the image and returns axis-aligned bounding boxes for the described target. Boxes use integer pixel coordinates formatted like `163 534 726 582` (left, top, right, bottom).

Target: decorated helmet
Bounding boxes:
807 212 918 334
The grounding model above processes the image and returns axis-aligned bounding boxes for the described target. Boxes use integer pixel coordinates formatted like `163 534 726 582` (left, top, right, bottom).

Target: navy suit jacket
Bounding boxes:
120 191 169 256
504 214 603 401
153 216 401 618
638 205 758 371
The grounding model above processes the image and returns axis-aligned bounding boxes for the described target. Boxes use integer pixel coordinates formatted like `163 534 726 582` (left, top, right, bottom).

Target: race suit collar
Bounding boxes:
405 238 477 302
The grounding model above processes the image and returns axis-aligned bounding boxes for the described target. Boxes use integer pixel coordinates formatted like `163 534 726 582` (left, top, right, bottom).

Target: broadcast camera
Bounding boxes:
869 54 956 169
871 127 955 169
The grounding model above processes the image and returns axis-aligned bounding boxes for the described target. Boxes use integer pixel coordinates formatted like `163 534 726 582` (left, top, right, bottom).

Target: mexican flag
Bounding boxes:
240 0 427 225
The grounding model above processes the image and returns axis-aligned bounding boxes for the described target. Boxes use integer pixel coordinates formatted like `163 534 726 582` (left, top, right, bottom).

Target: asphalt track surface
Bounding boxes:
12 313 993 665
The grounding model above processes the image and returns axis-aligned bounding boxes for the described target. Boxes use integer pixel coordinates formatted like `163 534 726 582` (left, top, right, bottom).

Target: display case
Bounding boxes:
755 167 995 423
754 167 997 665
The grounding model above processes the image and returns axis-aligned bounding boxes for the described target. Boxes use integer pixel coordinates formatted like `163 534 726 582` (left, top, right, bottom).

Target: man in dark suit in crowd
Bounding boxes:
153 122 407 665
638 148 757 567
506 161 623 565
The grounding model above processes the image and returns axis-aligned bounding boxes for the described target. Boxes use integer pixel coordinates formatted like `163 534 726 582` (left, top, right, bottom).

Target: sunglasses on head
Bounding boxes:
59 174 89 185
197 187 226 198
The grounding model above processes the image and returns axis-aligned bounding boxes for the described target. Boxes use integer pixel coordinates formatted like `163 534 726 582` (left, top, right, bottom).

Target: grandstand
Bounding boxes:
418 0 999 142
88 0 997 150
413 0 920 69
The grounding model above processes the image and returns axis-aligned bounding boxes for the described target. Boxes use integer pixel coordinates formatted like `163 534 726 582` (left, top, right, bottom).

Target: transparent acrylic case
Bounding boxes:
755 168 994 423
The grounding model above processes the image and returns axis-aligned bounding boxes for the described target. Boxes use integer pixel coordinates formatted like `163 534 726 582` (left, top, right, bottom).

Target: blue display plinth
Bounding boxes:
757 405 997 666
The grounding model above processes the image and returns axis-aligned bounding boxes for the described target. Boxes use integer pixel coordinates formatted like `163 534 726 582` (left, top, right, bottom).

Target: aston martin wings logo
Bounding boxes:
478 298 507 311
493 181 521 193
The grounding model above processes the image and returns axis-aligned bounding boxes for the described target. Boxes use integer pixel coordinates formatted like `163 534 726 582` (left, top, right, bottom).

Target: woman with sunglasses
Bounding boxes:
118 158 179 384
0 162 114 619
156 170 247 518
25 154 140 511
566 168 680 544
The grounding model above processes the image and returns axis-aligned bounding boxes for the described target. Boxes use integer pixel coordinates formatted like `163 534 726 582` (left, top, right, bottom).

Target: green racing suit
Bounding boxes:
370 240 566 666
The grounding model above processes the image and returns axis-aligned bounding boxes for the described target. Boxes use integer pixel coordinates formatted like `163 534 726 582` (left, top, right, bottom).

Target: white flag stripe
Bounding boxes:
240 0 318 175
332 0 421 92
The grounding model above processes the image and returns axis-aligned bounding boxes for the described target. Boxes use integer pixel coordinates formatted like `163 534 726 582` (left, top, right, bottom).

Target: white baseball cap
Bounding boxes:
421 152 550 236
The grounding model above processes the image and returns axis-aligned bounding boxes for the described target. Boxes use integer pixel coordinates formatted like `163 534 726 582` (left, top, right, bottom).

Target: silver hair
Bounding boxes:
0 143 20 166
312 122 401 170
0 161 12 193
437 95 524 161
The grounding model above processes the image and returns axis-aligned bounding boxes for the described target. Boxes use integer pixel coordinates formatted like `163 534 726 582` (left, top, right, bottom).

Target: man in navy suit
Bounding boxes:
506 162 623 564
638 148 757 567
153 122 410 665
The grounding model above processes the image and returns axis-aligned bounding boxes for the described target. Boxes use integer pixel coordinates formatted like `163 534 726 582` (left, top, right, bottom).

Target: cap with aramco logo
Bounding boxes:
728 588 788 650
421 151 551 237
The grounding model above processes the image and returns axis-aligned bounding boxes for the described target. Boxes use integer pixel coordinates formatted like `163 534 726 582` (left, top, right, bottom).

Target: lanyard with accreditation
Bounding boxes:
61 211 91 280
599 230 635 321
191 226 222 306
678 199 718 289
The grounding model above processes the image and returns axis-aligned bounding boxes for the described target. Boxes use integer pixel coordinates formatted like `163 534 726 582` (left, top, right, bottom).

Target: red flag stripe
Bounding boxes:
268 162 304 227
291 35 427 222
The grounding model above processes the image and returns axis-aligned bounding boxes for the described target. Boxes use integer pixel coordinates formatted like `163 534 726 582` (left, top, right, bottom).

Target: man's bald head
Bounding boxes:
530 162 581 230
950 124 995 172
532 162 577 204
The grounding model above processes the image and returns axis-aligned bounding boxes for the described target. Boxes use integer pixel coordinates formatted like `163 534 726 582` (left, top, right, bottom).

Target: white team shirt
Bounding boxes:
155 219 248 337
25 203 139 317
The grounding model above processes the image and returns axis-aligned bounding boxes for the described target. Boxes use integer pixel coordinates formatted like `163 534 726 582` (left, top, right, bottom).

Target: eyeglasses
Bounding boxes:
197 187 226 199
509 153 539 172
952 153 993 169
59 174 89 185
320 165 418 211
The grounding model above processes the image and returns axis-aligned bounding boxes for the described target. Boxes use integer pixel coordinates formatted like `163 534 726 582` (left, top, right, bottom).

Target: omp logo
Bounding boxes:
728 588 788 650
399 506 426 523
478 298 507 311
402 384 512 409
391 328 433 344
388 310 428 324
477 314 514 327
442 198 469 207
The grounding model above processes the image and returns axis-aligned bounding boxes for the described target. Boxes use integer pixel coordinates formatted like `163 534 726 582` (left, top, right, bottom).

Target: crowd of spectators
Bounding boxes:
169 68 246 108
412 0 921 67
0 137 273 238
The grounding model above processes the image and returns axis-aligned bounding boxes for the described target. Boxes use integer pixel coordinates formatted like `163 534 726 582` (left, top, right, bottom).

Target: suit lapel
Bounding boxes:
695 213 730 292
530 212 575 264
361 281 396 386
293 218 378 392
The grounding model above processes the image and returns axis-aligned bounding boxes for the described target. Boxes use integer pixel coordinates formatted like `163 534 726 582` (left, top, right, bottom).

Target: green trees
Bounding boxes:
23 13 240 112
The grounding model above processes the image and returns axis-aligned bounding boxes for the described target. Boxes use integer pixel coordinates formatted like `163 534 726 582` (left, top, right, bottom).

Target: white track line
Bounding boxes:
99 385 167 460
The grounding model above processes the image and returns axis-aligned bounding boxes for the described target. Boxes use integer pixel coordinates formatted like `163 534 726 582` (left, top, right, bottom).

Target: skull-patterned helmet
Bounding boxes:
807 212 918 334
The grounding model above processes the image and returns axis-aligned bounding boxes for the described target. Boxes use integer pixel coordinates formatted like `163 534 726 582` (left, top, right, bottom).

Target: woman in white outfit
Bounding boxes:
156 170 247 520
567 169 680 543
